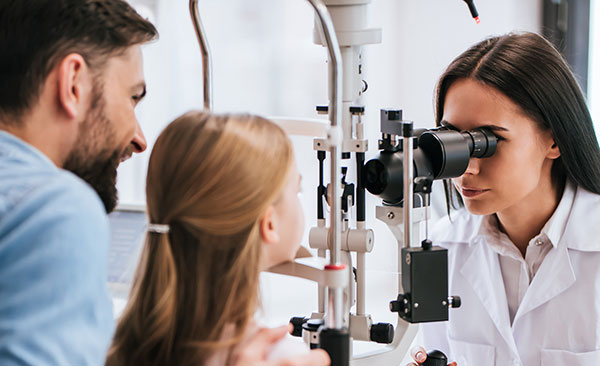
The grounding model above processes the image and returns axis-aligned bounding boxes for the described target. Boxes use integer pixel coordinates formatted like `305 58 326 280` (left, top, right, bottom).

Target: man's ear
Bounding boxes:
56 53 93 120
259 206 280 245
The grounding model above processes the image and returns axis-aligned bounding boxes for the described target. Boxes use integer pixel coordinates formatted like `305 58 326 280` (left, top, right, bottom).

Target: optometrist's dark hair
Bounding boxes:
0 0 158 124
435 32 600 212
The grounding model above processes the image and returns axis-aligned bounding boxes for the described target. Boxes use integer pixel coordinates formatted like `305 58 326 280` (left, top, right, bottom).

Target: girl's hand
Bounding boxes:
233 325 330 366
405 346 457 366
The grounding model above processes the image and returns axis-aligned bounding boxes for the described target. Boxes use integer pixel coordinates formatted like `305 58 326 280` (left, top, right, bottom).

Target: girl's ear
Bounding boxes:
259 206 280 245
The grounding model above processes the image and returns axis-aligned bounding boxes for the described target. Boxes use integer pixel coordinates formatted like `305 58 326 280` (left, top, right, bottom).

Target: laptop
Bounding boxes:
107 204 147 313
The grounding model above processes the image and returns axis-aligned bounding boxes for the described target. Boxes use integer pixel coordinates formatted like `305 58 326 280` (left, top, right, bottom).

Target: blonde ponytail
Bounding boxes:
106 111 293 366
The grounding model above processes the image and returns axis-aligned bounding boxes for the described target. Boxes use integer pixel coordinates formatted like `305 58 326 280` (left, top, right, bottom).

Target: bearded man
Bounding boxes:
0 1 156 364
0 1 329 365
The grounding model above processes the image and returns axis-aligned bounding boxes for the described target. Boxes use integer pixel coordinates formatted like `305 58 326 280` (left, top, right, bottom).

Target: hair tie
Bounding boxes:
147 223 170 234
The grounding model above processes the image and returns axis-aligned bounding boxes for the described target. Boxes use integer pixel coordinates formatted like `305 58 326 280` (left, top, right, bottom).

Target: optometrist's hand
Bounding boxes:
233 325 331 366
405 346 457 366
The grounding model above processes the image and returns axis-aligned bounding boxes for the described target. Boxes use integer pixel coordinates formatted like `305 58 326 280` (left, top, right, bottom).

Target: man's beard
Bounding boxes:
63 85 123 213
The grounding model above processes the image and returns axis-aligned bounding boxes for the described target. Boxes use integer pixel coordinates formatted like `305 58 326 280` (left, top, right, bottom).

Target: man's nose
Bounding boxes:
131 121 147 153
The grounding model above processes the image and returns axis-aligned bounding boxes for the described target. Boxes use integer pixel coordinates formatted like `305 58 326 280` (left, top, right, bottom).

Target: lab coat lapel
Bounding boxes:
460 239 518 354
512 243 575 326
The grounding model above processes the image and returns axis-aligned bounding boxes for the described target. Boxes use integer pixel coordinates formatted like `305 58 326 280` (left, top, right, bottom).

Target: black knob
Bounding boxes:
289 317 308 337
370 322 394 344
449 296 462 309
422 349 448 366
390 294 409 314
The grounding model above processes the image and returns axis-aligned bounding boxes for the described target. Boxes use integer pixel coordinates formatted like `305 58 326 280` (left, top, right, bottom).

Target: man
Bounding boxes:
0 1 155 364
0 1 328 365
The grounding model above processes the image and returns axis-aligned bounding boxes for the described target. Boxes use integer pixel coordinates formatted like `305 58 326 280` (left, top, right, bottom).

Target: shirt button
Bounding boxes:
534 238 544 246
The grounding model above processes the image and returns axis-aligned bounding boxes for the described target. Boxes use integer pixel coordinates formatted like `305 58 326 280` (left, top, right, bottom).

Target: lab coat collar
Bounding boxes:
540 180 575 249
560 184 600 252
511 239 576 326
511 183 598 323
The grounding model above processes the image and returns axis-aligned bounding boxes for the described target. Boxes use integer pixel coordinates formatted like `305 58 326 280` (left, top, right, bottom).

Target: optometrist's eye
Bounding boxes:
493 133 506 141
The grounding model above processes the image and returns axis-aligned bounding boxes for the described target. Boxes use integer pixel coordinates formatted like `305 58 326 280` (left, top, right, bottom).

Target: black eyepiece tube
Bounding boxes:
364 126 497 205
462 128 497 158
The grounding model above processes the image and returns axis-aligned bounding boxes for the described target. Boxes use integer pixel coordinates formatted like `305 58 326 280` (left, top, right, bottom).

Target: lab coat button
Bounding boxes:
534 238 543 246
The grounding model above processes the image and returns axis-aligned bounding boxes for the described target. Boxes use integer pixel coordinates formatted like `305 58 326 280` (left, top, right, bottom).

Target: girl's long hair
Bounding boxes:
106 111 294 366
435 32 600 212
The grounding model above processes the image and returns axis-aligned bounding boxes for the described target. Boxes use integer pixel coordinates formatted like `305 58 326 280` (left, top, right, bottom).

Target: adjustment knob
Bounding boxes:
370 322 394 344
390 294 409 314
422 349 448 366
289 317 308 337
448 296 462 309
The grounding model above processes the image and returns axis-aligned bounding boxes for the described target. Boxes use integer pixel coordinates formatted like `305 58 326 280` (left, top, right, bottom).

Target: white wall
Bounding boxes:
120 0 542 360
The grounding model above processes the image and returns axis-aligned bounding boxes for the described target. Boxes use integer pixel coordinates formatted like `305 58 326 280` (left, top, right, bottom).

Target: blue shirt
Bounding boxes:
0 131 114 365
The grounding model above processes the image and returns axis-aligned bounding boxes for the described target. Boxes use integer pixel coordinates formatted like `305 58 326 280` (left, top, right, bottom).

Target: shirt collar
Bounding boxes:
0 130 57 170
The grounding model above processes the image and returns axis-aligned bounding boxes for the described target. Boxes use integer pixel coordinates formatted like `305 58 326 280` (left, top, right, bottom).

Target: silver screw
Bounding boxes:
387 212 395 219
442 300 448 306
414 303 419 309
405 253 411 265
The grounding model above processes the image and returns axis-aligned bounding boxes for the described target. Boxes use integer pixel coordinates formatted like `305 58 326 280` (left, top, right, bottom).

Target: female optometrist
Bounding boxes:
408 32 600 366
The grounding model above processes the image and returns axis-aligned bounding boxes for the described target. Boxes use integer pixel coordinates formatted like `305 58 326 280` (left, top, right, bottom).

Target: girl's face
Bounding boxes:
442 78 560 216
261 157 305 268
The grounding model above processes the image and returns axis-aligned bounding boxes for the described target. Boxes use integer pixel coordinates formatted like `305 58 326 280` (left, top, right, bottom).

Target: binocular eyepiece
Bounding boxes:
364 110 497 205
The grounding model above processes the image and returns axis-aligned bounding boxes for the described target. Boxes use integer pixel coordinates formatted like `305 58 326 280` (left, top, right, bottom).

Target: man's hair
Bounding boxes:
0 0 158 124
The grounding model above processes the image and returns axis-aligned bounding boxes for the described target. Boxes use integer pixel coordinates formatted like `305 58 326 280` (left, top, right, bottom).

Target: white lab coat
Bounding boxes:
420 184 600 366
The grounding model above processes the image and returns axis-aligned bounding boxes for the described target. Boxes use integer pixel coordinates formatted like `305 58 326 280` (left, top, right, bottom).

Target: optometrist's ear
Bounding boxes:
259 206 280 245
547 139 561 160
56 53 93 120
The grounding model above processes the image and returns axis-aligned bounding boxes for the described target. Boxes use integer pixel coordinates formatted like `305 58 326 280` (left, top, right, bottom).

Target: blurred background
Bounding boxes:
113 0 599 359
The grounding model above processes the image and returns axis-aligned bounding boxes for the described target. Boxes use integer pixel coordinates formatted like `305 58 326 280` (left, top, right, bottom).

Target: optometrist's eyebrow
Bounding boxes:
440 120 509 132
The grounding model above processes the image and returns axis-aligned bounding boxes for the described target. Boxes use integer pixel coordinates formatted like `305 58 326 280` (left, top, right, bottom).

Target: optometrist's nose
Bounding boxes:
464 157 481 175
131 121 147 153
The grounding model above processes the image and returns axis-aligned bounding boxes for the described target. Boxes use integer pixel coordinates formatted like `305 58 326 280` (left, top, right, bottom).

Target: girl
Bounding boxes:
410 32 600 365
106 111 329 365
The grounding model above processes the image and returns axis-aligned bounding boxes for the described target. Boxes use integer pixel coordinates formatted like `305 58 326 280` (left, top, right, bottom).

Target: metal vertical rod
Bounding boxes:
356 249 366 315
318 247 327 313
189 0 213 110
305 0 343 330
306 0 342 263
402 124 414 249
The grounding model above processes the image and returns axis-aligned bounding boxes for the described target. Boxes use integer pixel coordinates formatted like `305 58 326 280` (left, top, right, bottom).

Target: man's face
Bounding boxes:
63 46 147 213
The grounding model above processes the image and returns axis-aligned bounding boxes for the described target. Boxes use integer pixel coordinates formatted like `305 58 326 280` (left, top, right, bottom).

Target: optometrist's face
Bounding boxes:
443 78 558 216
